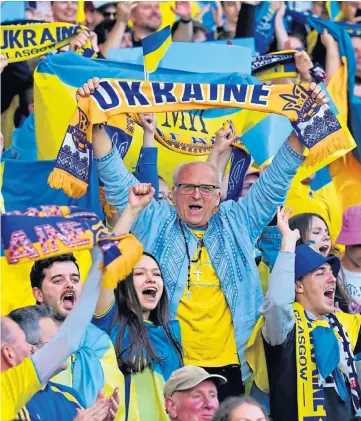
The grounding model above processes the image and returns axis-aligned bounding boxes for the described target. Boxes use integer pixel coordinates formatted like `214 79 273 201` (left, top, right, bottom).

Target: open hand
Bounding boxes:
277 206 300 242
117 1 138 23
171 1 192 20
76 77 100 102
74 399 111 421
128 183 155 212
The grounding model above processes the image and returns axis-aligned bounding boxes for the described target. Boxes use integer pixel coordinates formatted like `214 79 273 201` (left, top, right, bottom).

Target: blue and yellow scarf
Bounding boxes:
0 205 143 289
246 303 361 421
48 80 355 200
0 21 95 62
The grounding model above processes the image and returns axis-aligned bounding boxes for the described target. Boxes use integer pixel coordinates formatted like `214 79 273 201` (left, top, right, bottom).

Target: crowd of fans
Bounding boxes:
1 1 361 421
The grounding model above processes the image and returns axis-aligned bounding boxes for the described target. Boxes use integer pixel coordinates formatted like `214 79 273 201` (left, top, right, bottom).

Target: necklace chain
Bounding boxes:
178 219 204 299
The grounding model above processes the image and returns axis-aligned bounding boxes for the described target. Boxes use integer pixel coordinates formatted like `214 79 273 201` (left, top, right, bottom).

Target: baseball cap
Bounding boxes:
164 365 227 398
336 205 361 246
295 244 340 281
93 1 116 11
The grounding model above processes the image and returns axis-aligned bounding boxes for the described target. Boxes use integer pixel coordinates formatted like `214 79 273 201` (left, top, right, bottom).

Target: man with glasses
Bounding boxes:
9 305 120 421
79 78 329 401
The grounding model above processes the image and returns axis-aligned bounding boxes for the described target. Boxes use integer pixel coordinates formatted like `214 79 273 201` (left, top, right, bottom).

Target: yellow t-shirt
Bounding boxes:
1 357 41 421
176 229 239 367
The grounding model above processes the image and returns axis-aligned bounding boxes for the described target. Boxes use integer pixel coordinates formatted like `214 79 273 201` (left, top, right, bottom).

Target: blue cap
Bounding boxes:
295 244 340 281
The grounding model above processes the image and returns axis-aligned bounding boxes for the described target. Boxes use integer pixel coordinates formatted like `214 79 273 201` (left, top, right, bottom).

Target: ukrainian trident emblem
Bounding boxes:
280 84 321 123
68 108 90 152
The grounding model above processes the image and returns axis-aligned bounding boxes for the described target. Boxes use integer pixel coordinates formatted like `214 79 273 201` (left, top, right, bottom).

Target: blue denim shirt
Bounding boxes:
96 141 305 379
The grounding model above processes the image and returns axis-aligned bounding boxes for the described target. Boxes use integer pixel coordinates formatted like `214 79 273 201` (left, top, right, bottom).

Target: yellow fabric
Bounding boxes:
293 302 328 420
143 30 172 74
1 95 19 149
1 250 91 315
52 342 125 421
158 2 201 29
258 261 270 296
50 384 83 407
327 59 348 121
246 304 361 420
329 152 361 214
0 22 92 63
129 368 169 421
176 229 238 366
35 73 353 192
285 178 340 241
1 357 41 421
76 1 86 24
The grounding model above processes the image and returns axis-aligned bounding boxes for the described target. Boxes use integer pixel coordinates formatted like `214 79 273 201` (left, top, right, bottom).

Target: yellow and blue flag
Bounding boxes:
142 25 172 74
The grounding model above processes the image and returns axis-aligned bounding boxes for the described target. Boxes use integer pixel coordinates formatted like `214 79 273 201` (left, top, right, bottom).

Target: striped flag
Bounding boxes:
142 25 172 74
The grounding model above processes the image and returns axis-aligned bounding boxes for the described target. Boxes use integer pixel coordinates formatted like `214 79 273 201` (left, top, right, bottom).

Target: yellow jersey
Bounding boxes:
1 357 41 421
176 229 239 367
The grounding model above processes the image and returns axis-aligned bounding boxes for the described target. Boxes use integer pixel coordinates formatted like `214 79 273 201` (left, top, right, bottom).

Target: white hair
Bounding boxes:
173 162 222 187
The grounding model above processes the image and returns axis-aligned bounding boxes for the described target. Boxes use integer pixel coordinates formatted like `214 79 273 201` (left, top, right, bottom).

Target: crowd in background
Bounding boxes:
1 1 361 421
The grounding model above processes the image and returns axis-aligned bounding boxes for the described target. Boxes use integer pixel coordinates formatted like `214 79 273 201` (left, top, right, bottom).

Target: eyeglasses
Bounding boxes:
176 184 219 196
158 192 172 201
31 340 49 350
102 11 117 19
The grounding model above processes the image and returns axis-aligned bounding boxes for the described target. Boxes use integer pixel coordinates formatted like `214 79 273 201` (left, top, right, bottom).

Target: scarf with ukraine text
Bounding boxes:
0 205 143 289
48 79 354 200
0 21 95 62
246 302 361 421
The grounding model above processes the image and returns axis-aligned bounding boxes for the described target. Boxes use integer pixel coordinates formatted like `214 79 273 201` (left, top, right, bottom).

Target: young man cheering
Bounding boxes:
247 207 361 421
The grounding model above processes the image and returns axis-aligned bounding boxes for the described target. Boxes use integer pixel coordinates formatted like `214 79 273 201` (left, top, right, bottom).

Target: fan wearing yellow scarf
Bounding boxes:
246 207 361 421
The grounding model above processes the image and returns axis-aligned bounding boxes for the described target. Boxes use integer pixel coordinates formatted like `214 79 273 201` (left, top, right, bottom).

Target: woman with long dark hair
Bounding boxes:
92 183 183 420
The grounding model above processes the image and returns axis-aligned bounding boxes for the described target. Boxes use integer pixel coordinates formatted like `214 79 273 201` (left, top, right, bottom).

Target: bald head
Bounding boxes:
172 161 222 228
173 162 222 187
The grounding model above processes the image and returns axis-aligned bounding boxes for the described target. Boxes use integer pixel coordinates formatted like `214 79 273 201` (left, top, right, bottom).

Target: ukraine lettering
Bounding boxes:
7 221 91 263
92 82 272 111
0 25 80 49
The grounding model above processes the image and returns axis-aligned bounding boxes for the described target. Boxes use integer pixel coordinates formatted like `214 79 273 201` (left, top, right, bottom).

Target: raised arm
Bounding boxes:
172 1 194 42
261 207 300 345
227 83 329 244
206 126 234 180
76 78 140 213
32 247 104 385
99 2 137 57
135 113 160 199
320 29 342 86
95 184 155 316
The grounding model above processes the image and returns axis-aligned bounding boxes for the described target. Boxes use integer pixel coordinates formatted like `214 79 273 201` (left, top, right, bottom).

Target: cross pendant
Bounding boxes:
193 269 202 281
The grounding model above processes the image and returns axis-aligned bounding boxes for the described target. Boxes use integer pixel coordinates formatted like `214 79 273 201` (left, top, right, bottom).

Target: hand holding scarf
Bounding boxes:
48 79 354 199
